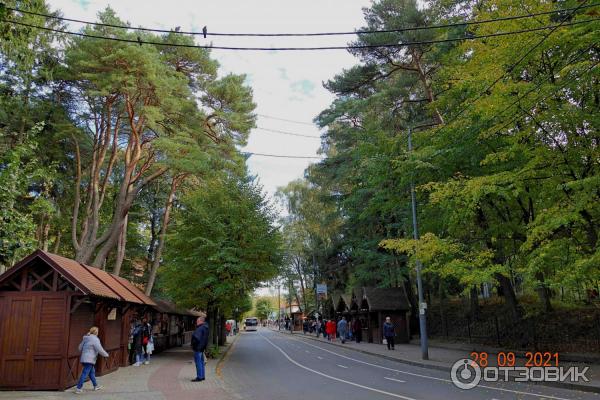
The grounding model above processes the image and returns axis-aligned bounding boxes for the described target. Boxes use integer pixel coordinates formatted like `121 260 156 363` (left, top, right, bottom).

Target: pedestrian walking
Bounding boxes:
383 316 395 350
326 319 337 342
74 326 109 394
141 318 152 365
353 318 363 343
191 316 209 382
337 317 348 344
315 320 321 338
131 320 144 366
225 321 232 336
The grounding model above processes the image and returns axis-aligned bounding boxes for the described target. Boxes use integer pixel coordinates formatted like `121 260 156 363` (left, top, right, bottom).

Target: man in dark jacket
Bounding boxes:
383 316 395 350
191 316 209 382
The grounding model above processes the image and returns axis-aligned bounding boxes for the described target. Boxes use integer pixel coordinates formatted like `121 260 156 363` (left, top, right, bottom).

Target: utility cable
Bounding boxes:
255 127 321 139
1 18 597 51
244 152 323 159
5 3 599 37
257 114 315 126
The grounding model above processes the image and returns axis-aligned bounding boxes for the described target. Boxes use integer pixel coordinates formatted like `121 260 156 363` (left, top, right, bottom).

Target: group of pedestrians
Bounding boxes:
304 315 397 349
130 317 154 367
307 316 363 343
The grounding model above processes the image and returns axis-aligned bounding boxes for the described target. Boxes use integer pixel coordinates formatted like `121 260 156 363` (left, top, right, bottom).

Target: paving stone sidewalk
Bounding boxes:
279 328 600 393
0 339 239 400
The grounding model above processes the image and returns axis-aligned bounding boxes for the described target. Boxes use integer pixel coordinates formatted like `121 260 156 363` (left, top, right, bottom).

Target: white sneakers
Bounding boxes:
144 361 149 365
133 362 141 367
75 386 102 394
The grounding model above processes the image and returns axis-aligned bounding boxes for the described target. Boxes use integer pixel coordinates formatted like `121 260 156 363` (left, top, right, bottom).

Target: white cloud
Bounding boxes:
47 0 370 198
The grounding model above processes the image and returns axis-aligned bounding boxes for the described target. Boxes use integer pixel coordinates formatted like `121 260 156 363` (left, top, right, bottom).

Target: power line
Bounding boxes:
255 127 321 139
244 152 323 159
257 114 315 126
438 0 593 130
2 18 597 51
6 3 599 37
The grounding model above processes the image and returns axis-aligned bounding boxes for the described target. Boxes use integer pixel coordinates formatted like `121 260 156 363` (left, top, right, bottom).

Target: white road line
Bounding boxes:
259 333 419 400
337 364 348 369
385 377 406 383
317 356 323 360
286 335 575 400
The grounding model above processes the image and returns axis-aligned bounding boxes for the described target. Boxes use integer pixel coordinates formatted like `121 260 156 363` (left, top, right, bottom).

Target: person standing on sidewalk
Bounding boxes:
337 317 348 344
75 326 109 394
191 316 209 382
383 316 395 350
353 318 362 343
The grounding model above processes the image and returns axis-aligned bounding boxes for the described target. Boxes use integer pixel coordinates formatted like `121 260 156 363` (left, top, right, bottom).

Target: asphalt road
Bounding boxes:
221 328 600 400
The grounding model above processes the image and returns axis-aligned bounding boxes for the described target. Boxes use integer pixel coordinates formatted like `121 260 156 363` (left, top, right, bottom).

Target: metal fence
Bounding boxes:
427 311 600 353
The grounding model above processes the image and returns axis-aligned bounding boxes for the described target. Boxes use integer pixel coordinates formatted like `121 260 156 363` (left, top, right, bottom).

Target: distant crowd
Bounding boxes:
274 315 398 350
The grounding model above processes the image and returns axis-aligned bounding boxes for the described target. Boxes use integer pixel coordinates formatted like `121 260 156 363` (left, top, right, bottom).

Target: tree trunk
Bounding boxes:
218 313 226 346
207 303 215 348
495 273 522 320
535 272 553 313
470 285 480 320
113 214 128 276
145 176 183 295
52 231 61 253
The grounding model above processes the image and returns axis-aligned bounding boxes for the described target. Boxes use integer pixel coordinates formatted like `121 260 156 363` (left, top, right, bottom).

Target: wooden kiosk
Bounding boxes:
0 250 156 390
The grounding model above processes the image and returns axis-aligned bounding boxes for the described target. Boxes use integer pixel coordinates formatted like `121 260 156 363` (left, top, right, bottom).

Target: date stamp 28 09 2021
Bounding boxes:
450 352 590 390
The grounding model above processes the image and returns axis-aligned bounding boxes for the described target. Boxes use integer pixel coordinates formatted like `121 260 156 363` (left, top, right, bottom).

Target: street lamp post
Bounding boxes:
408 125 429 360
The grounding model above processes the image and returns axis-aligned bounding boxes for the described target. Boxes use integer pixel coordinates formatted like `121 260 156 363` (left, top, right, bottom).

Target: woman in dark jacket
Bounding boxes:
383 316 395 350
131 321 144 366
353 318 363 343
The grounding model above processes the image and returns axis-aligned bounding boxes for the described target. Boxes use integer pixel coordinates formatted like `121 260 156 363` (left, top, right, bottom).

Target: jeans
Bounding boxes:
385 336 395 350
76 363 97 389
193 351 205 379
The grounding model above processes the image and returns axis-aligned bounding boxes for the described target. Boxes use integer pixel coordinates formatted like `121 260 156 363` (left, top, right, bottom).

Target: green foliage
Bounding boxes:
255 297 273 320
161 173 283 312
286 0 600 316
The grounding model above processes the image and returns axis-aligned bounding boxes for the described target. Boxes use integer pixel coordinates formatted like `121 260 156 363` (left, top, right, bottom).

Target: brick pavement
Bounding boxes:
0 338 239 400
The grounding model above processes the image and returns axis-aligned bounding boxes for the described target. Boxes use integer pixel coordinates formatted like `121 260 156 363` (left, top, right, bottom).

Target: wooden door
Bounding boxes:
0 294 67 389
0 297 35 387
31 295 67 388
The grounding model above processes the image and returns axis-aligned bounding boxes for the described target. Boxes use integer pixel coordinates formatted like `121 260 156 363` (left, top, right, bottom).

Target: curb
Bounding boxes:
273 329 600 394
215 334 240 378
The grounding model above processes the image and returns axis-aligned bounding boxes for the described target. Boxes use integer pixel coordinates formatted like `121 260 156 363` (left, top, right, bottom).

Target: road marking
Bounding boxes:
285 335 575 400
385 377 406 383
317 356 323 360
305 350 310 353
337 364 348 369
259 333 418 400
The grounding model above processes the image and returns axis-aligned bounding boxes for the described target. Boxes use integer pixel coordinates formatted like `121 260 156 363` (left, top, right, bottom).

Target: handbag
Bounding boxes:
382 338 387 345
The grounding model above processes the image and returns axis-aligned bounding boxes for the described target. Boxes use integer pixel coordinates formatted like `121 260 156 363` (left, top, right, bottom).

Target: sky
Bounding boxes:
46 0 372 205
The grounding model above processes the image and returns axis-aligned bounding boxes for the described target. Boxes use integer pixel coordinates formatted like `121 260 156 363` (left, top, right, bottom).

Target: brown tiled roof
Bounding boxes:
43 252 121 300
152 299 201 316
360 287 410 311
112 275 156 306
29 250 155 305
